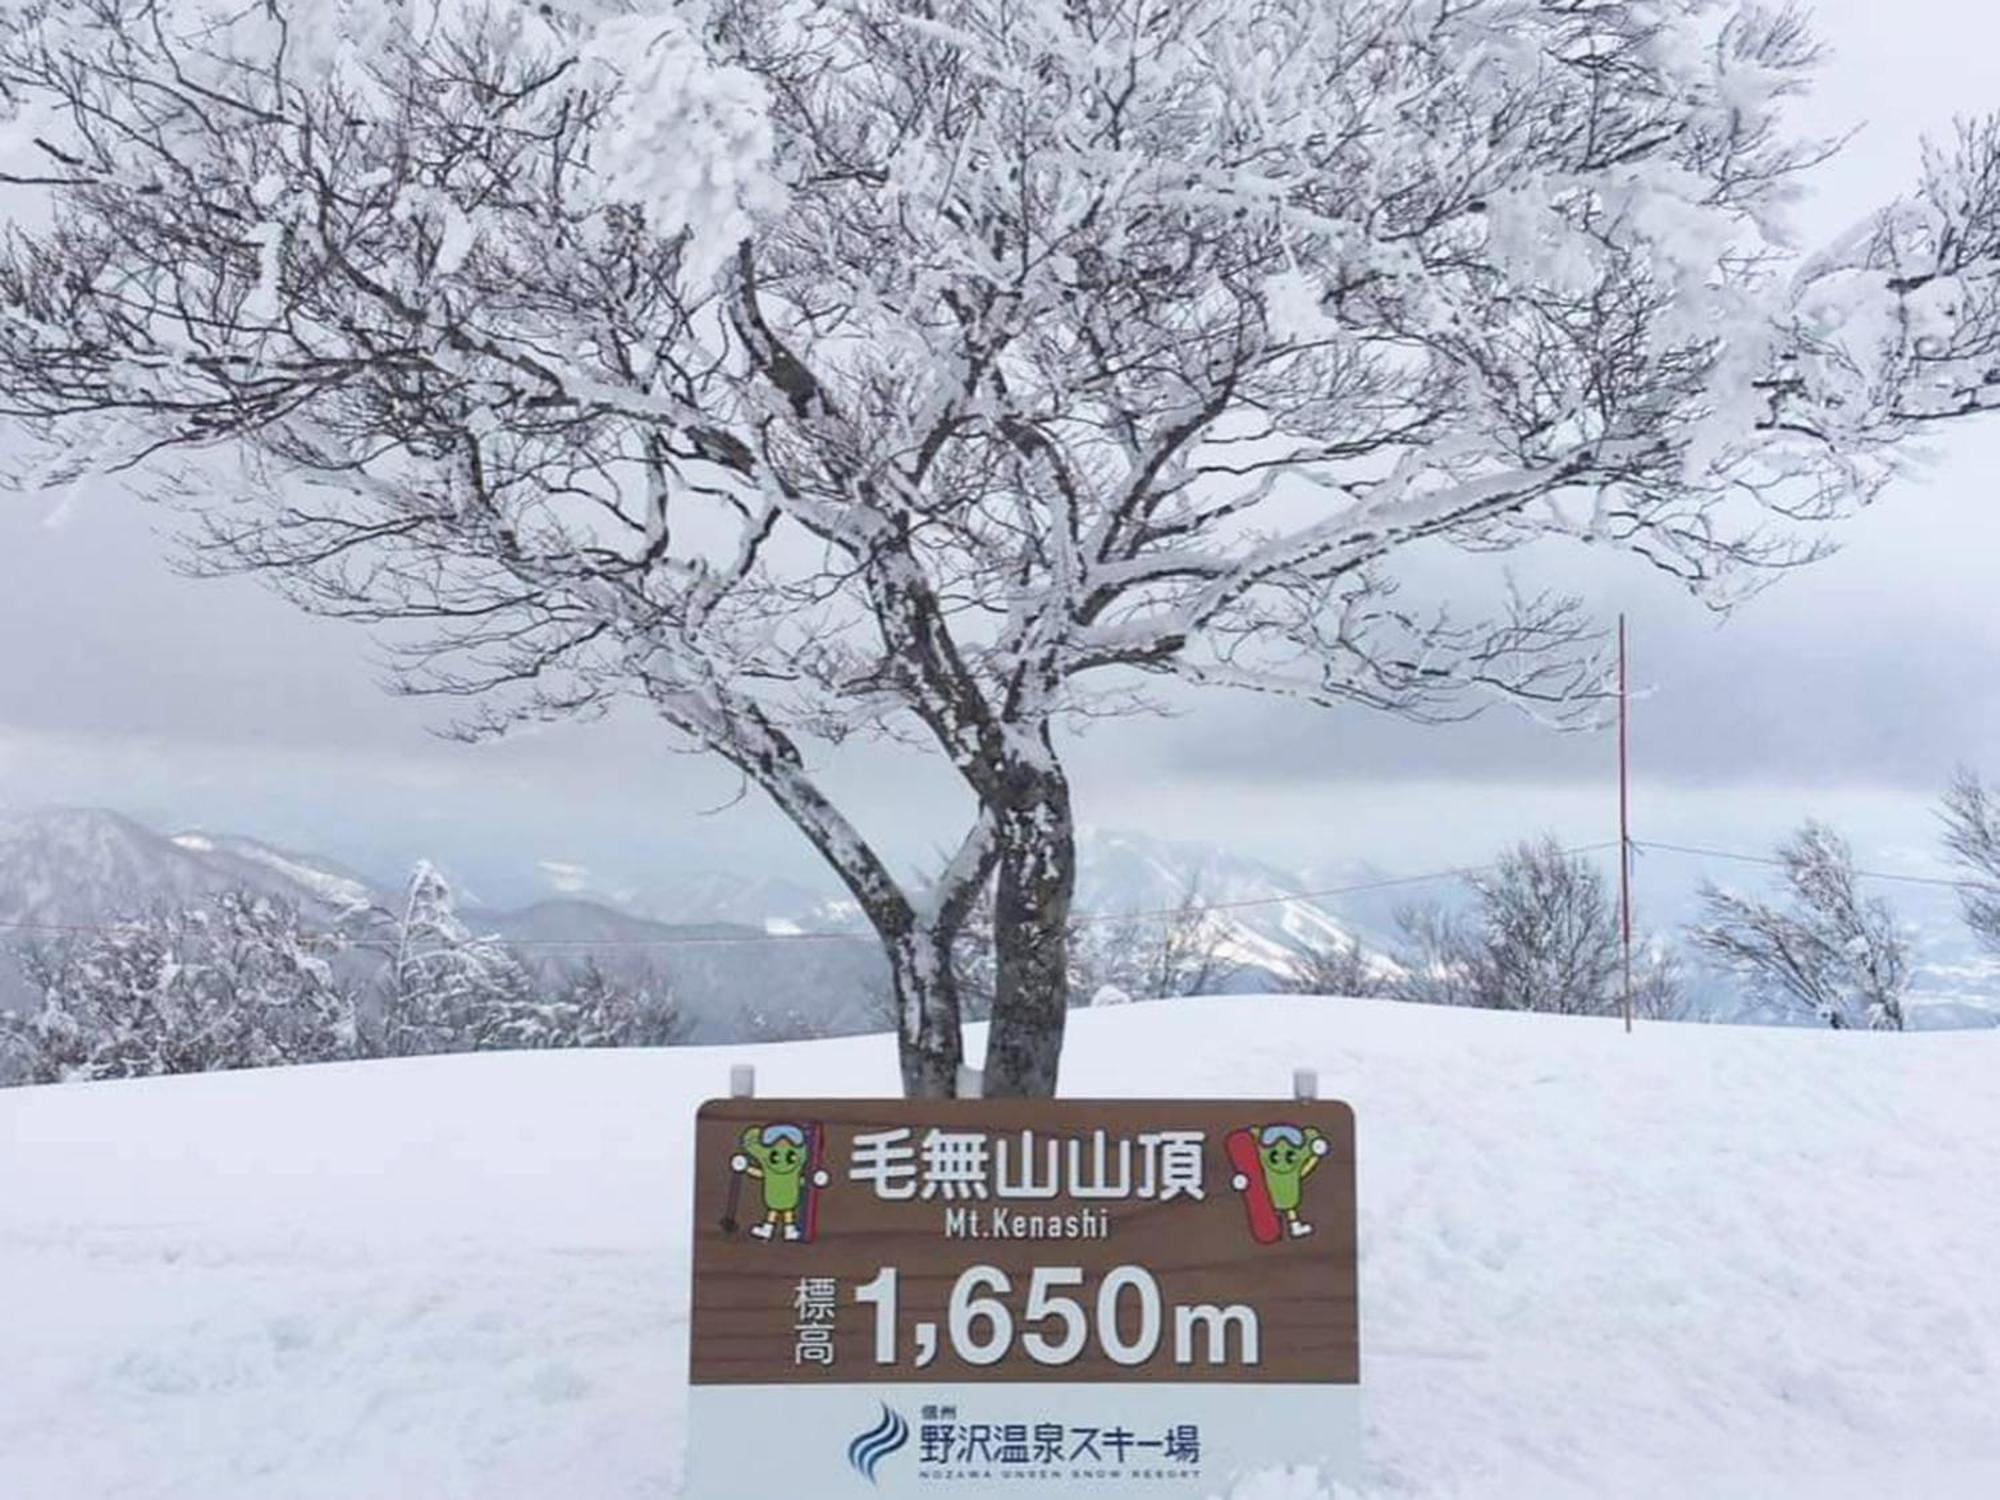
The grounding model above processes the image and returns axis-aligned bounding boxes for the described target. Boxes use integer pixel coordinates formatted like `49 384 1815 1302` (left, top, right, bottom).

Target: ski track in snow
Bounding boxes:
3 997 1997 1498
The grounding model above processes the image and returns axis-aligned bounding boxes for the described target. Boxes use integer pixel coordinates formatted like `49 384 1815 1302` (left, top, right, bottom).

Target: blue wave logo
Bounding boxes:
847 1403 910 1485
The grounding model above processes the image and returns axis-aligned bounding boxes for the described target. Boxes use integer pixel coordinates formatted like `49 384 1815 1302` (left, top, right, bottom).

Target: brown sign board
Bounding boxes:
685 1097 1360 1498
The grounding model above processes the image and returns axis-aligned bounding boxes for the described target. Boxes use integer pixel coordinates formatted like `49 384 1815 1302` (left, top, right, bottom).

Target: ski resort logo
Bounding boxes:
1225 1122 1330 1245
847 1403 910 1484
723 1121 832 1243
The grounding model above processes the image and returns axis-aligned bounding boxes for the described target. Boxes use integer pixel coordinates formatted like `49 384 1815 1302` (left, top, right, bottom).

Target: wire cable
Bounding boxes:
1632 838 1978 892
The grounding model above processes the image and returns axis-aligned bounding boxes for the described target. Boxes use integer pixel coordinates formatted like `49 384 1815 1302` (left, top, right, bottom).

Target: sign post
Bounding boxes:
686 1098 1360 1496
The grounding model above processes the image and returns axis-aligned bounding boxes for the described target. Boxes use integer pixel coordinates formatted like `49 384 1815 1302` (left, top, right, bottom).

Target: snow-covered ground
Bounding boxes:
3 998 1996 1499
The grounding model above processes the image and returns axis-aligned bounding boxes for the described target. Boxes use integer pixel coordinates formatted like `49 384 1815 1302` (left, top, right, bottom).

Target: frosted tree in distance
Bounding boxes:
0 892 359 1083
1284 938 1389 1001
1 1 1997 1093
375 861 538 1057
1071 879 1231 1001
1393 837 1680 1017
1940 768 2000 955
490 956 688 1050
1690 822 1909 1031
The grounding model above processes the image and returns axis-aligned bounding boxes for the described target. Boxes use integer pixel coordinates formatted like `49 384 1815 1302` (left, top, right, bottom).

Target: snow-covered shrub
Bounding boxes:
1071 881 1230 1002
573 958 686 1048
483 958 687 1051
327 864 692 1057
1394 839 1682 1017
743 1005 829 1044
1941 768 2000 955
1089 984 1133 1008
926 875 1229 1020
0 892 359 1083
1690 822 1909 1030
0 865 695 1085
1285 939 1391 999
933 873 1228 1021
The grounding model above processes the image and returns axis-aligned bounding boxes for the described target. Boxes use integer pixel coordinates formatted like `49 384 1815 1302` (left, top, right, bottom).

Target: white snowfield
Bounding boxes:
3 997 1997 1499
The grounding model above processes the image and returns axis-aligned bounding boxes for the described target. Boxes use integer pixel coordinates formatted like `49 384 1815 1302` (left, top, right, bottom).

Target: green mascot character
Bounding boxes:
1255 1123 1329 1238
731 1123 828 1242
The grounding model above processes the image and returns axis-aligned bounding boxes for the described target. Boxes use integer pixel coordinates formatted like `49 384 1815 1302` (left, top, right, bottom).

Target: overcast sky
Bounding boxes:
2 0 1997 904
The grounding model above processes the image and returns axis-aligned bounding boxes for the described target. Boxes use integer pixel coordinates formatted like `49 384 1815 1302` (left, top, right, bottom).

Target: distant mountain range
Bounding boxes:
1 806 1991 1032
530 860 862 936
0 808 365 930
0 807 889 1038
0 808 1379 1039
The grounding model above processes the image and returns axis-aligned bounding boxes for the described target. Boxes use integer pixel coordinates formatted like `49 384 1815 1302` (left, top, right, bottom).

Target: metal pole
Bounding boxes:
1619 614 1634 1034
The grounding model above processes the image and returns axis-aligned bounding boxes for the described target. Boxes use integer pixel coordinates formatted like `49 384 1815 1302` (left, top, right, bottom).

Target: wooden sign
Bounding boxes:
685 1098 1360 1497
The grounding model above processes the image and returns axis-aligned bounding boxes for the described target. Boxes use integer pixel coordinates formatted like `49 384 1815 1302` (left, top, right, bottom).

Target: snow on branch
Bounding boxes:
1690 822 1911 1032
0 0 1996 1011
1941 767 2000 956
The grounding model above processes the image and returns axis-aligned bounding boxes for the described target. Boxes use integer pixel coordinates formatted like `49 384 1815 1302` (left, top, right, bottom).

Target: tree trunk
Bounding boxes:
984 756 1077 1098
888 925 965 1098
714 716 976 1100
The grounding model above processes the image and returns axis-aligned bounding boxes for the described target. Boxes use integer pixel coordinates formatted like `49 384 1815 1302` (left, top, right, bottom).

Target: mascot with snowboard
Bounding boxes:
1227 1122 1330 1245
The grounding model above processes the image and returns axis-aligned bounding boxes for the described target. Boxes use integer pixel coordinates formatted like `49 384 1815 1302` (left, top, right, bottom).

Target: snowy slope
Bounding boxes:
520 859 853 935
3 998 1996 1499
168 830 379 912
624 870 862 935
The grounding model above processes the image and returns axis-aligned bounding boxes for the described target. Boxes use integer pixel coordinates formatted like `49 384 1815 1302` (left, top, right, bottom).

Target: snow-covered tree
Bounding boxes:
1393 838 1678 1017
1690 822 1909 1030
589 958 688 1046
1389 903 1483 1010
1 2 1996 1094
0 891 358 1083
370 864 688 1053
372 862 538 1056
1285 937 1389 1000
495 956 687 1050
0 872 689 1085
1071 878 1231 1001
1940 768 2000 955
944 868 1235 1011
743 1004 828 1043
1472 838 1621 1015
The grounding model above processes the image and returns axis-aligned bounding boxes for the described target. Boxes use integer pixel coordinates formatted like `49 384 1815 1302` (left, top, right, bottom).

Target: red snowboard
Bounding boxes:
799 1123 828 1244
1225 1128 1283 1246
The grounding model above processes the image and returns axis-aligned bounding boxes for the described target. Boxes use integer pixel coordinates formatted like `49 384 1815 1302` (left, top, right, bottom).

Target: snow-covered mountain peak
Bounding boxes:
0 806 275 927
1073 825 1373 978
